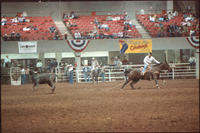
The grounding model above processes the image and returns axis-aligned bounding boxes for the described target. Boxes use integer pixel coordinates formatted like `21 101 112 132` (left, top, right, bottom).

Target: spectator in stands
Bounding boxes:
158 16 164 22
124 20 133 28
92 26 97 37
99 31 104 39
1 16 7 25
33 26 38 30
64 31 68 40
11 16 19 23
178 26 184 36
94 17 99 25
188 54 196 69
172 10 178 17
157 26 165 37
69 11 79 19
23 26 31 31
10 31 16 41
18 16 25 23
185 14 194 22
74 31 81 39
173 23 179 36
106 16 112 21
163 13 169 22
63 13 68 19
123 11 129 20
49 25 56 33
118 32 123 38
149 15 155 22
89 31 95 39
167 12 173 20
167 23 178 37
100 23 110 31
124 24 129 31
53 31 60 40
3 34 9 41
15 33 21 41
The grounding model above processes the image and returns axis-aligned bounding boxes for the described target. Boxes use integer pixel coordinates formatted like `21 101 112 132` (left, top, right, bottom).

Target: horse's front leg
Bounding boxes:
121 79 130 89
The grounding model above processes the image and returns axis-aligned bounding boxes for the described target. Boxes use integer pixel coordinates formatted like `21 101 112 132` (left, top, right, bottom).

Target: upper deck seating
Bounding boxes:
64 14 142 39
1 16 63 41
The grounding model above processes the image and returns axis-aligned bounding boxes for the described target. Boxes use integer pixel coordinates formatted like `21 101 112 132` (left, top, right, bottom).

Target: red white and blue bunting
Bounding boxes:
67 40 90 52
186 32 199 49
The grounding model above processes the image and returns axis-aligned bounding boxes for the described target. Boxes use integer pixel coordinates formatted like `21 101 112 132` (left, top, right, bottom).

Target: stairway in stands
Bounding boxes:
132 19 150 38
54 21 73 39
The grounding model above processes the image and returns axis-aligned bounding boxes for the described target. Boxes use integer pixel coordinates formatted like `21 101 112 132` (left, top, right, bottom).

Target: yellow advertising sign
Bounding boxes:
119 39 152 53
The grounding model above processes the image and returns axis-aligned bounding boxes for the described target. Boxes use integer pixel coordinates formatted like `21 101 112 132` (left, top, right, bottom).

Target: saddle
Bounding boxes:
140 66 151 75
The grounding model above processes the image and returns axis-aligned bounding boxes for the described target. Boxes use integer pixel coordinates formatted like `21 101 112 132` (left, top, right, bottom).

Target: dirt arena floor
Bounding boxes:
1 79 199 132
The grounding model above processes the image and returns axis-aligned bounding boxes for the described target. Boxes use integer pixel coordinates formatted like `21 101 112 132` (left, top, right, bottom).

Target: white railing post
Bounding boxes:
76 69 80 83
108 69 111 82
172 67 175 80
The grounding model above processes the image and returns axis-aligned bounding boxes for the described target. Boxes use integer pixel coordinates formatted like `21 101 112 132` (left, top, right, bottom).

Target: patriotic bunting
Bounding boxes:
66 40 90 52
186 32 199 49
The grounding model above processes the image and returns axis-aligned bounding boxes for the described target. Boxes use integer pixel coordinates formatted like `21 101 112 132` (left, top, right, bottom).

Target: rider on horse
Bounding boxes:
141 52 160 75
91 57 99 70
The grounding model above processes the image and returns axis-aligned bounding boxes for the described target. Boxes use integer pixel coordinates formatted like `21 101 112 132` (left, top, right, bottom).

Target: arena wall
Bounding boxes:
1 37 196 54
1 1 167 20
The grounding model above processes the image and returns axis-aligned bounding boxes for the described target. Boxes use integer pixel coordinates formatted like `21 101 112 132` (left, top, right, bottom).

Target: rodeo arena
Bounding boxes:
1 0 199 132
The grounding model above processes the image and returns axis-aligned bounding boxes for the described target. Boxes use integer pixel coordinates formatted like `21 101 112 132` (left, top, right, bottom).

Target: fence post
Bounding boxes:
108 69 111 82
76 69 80 83
172 67 175 80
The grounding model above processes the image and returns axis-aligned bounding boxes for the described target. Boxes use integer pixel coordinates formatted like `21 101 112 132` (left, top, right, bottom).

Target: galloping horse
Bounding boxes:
121 61 172 89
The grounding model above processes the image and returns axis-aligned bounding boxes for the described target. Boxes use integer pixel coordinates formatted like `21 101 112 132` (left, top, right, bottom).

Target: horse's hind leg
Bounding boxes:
130 81 136 90
121 79 130 89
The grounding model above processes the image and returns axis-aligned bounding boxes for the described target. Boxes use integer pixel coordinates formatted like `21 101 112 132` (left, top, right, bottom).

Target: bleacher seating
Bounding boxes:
136 13 199 37
64 14 142 39
1 16 63 41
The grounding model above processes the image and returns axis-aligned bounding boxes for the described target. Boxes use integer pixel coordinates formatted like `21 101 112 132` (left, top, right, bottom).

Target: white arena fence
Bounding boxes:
2 63 196 84
57 63 196 83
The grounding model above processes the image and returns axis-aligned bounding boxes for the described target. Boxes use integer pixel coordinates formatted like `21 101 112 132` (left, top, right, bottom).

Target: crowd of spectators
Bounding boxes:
1 13 62 41
64 11 141 39
139 10 199 37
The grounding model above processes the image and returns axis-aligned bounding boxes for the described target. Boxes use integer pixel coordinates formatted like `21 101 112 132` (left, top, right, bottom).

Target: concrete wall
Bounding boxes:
1 1 167 20
1 37 196 54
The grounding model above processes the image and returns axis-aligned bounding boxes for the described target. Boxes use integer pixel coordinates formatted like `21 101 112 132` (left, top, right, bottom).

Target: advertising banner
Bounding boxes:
119 39 152 53
18 41 37 53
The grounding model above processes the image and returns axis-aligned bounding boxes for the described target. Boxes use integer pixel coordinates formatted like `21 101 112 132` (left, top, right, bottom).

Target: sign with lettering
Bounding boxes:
18 41 37 53
119 39 152 53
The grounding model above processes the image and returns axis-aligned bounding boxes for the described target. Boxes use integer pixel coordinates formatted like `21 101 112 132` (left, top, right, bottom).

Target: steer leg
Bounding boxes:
47 80 55 93
33 82 38 92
